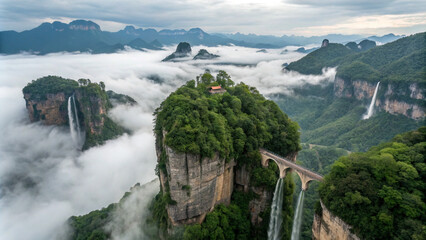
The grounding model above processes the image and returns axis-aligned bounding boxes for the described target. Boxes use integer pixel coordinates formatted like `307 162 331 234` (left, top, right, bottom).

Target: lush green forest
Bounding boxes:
153 71 301 239
154 71 300 161
286 32 426 83
319 127 426 240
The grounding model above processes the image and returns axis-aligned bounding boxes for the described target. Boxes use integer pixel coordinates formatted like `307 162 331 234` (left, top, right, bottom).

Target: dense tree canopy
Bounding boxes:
154 71 300 239
319 127 426 240
23 75 79 100
154 71 300 162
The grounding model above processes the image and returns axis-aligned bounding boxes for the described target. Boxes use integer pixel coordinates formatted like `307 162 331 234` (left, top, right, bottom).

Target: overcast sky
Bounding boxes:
0 0 425 36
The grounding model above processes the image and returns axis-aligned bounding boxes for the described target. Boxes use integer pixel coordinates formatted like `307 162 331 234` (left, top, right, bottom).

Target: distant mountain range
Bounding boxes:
214 33 405 48
0 19 405 54
285 32 425 84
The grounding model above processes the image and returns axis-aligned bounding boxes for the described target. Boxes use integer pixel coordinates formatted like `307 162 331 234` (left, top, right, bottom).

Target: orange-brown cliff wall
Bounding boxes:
334 78 425 119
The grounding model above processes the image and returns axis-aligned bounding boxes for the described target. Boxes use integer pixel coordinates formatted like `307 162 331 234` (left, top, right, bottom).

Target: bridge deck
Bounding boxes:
260 148 323 181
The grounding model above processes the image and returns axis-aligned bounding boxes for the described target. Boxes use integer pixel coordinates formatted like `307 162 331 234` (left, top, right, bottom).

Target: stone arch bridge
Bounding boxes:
260 148 323 190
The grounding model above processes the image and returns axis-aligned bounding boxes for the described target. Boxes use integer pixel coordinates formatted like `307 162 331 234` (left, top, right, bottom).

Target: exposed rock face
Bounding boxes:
24 89 108 135
69 20 101 31
23 76 126 149
159 144 235 225
321 39 329 48
249 187 272 225
162 42 192 61
74 91 107 135
234 166 272 226
193 49 219 60
334 77 425 119
24 92 68 125
312 201 360 240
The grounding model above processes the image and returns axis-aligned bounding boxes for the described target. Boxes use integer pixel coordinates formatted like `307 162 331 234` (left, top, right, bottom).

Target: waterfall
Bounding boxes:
268 178 284 240
71 95 81 141
68 95 81 148
290 190 305 240
362 82 380 120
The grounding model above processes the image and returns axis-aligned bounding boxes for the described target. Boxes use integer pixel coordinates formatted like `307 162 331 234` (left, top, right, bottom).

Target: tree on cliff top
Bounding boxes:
23 75 79 100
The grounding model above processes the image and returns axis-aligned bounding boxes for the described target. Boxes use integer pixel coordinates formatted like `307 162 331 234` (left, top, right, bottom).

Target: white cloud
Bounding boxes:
106 179 160 240
0 46 336 239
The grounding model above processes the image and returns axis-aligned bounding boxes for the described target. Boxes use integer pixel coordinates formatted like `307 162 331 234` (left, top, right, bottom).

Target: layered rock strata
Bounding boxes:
312 201 360 240
159 144 235 225
334 77 425 119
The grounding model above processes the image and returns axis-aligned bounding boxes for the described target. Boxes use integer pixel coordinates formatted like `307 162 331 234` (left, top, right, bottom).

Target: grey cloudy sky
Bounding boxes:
0 0 425 36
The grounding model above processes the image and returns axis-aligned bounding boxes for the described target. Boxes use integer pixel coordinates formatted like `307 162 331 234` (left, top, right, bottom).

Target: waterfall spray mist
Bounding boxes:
268 178 284 240
363 82 380 120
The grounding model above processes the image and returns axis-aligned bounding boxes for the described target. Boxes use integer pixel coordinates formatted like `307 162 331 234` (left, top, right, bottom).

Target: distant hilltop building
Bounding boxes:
321 39 329 48
209 86 226 94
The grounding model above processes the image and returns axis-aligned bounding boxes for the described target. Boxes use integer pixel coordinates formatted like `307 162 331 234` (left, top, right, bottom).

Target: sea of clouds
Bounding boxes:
0 45 336 240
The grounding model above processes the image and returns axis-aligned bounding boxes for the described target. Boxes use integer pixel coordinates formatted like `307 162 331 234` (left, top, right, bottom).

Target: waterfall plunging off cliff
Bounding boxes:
362 82 380 120
71 95 82 141
268 178 284 240
290 190 305 240
68 95 81 148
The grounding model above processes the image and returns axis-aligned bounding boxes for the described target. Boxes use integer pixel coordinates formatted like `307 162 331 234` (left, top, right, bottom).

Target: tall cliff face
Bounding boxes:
153 77 300 237
235 166 272 225
334 77 425 119
158 143 235 225
74 90 108 136
23 76 125 149
24 92 69 125
312 201 360 240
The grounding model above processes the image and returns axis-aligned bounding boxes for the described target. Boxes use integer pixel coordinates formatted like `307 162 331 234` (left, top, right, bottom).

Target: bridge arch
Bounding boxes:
260 148 323 190
261 155 290 178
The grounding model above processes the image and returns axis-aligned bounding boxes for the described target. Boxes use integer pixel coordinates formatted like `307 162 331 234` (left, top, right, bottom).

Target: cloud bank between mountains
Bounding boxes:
0 46 336 240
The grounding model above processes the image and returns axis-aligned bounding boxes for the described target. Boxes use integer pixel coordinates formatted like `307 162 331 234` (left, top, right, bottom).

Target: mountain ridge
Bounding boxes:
0 19 405 55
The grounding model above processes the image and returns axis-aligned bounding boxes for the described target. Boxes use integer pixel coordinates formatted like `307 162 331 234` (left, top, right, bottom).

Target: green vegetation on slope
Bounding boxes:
69 204 113 240
183 203 250 240
285 43 353 75
286 32 426 83
69 181 162 240
319 127 426 240
274 84 424 152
